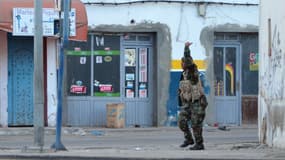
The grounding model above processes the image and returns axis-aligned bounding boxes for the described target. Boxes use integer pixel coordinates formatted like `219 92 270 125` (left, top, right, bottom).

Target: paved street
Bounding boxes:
0 125 284 159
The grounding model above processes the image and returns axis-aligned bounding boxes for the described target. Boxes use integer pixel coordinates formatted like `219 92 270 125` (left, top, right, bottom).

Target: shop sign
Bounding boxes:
70 80 87 94
70 85 87 94
249 52 259 71
99 84 113 92
13 8 76 36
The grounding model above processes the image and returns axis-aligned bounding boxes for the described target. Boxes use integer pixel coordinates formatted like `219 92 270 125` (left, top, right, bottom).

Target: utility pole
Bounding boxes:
51 0 70 151
34 0 44 149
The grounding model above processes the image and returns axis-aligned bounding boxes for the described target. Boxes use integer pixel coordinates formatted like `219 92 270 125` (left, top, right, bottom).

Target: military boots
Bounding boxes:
189 143 204 150
180 140 194 148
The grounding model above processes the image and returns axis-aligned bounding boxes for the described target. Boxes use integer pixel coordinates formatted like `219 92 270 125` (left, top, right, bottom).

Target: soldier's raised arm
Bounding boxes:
184 41 192 57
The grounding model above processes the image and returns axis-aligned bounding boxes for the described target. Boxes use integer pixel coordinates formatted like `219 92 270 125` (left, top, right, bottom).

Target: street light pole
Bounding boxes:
34 0 44 149
51 0 70 151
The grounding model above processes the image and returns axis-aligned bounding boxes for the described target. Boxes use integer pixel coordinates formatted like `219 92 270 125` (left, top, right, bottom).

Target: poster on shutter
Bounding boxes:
125 49 136 66
249 52 258 71
99 84 113 92
139 89 147 98
139 48 148 82
66 50 91 96
80 57 86 64
126 73 135 81
96 56 103 63
126 81 134 88
126 89 134 98
139 48 147 65
70 80 87 94
139 67 147 82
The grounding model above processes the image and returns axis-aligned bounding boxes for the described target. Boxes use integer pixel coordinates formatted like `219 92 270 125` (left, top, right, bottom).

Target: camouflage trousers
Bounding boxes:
178 100 205 145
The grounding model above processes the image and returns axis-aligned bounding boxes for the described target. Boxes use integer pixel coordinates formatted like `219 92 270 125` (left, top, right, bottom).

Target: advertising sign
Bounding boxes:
13 8 76 36
249 52 259 71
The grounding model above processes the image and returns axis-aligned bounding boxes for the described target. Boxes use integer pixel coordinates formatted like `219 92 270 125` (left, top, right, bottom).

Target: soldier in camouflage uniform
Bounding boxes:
178 42 208 150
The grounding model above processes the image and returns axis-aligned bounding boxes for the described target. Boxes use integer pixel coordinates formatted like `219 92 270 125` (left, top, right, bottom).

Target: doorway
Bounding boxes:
214 44 241 125
8 35 34 126
122 35 154 126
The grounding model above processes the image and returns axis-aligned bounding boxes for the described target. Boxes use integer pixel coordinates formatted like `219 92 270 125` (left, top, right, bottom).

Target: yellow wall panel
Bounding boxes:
171 59 207 70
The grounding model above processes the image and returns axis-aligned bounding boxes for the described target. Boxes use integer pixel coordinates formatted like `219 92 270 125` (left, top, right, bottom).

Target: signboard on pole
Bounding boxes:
69 9 76 37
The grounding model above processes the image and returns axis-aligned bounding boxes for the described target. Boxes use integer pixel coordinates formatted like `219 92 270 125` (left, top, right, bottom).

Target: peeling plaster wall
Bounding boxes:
46 38 58 127
259 0 285 148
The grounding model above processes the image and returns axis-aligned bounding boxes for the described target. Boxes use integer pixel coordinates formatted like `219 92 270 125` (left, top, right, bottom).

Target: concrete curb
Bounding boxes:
0 126 256 136
0 154 278 160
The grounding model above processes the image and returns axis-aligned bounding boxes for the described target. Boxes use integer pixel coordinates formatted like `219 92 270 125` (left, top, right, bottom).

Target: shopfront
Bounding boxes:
66 33 155 127
213 32 259 125
0 0 87 127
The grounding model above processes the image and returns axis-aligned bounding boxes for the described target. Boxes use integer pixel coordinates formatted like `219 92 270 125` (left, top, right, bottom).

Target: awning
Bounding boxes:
0 0 88 41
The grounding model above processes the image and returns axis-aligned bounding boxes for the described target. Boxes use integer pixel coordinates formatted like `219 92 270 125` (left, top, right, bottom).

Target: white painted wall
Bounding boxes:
82 0 259 4
259 0 285 149
0 31 8 127
46 38 58 127
85 0 258 62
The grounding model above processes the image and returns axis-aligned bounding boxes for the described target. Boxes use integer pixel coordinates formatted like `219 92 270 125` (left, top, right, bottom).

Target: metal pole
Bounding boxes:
34 0 44 149
51 0 70 151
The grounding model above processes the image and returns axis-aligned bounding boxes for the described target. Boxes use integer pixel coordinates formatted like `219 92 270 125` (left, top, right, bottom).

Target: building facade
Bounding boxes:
259 0 285 148
0 0 260 128
63 0 259 127
0 0 87 127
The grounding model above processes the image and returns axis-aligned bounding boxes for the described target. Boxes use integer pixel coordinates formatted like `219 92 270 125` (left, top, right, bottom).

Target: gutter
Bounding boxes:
83 0 258 6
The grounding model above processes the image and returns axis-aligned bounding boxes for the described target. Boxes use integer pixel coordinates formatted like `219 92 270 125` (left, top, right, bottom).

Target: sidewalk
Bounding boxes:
0 125 284 160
